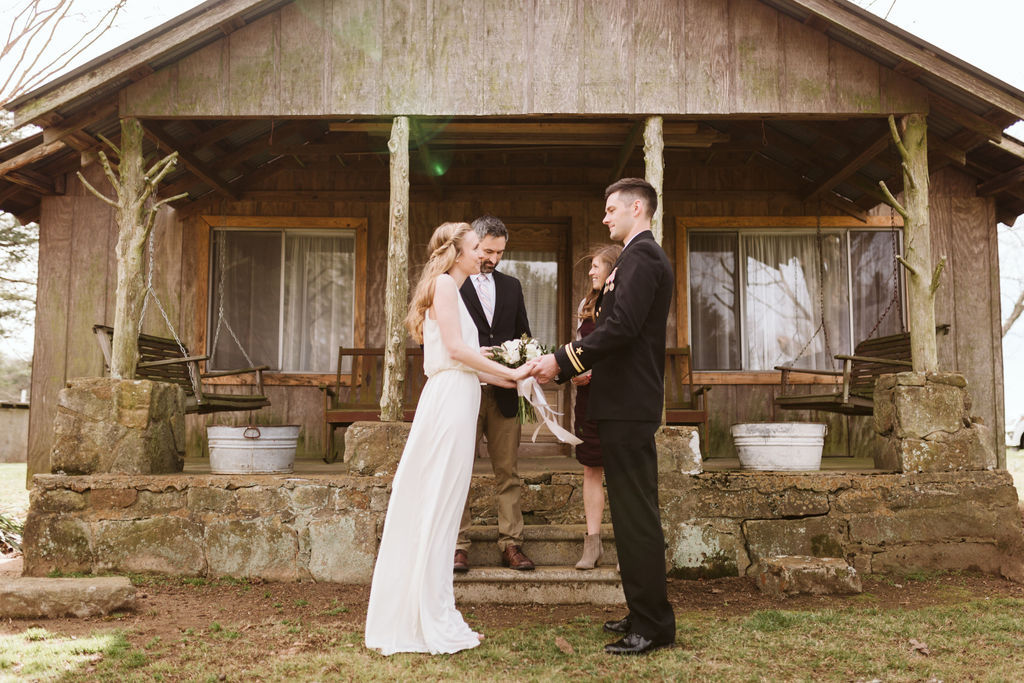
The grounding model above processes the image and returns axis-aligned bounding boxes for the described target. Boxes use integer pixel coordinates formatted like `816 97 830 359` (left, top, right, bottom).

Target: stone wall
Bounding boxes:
23 468 1024 584
660 470 1024 582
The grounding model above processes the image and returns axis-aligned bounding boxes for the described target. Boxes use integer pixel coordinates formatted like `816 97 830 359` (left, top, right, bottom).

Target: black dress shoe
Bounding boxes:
602 616 632 634
604 632 673 655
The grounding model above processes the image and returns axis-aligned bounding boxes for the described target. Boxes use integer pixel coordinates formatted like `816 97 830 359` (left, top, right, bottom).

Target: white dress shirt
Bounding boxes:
472 272 495 326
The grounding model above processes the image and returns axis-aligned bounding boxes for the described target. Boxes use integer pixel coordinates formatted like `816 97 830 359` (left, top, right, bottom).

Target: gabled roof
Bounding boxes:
2 0 1024 223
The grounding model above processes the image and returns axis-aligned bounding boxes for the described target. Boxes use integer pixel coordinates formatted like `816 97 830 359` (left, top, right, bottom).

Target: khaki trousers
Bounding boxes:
457 385 523 551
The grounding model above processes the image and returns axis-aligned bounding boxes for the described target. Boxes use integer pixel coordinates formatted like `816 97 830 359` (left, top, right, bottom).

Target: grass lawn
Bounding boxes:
2 580 1024 681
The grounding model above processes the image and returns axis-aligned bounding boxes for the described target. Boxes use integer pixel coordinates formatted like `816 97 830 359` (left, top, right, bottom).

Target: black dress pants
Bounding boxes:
598 419 675 642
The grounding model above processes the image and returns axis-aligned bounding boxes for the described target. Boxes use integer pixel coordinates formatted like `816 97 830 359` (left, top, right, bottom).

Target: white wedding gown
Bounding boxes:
364 294 483 655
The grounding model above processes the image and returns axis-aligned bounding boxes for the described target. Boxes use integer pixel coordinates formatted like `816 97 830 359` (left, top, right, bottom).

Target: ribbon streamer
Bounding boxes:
516 376 583 445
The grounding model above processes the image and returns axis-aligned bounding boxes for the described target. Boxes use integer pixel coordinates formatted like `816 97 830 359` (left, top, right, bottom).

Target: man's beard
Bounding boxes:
480 261 497 274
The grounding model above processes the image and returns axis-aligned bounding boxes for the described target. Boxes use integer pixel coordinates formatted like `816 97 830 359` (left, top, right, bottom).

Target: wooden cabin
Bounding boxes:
3 0 1024 480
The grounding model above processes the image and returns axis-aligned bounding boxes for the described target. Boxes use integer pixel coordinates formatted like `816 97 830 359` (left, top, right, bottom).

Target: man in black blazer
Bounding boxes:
532 179 676 655
455 215 536 572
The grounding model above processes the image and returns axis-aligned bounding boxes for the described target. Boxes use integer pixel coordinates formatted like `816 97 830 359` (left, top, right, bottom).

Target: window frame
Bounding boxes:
675 215 904 385
198 215 367 386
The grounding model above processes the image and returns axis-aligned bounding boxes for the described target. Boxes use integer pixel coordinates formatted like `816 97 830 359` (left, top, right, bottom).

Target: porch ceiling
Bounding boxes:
2 113 1024 225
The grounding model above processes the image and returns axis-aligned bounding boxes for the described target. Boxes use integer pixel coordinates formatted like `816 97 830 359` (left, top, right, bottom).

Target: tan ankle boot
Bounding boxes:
575 533 603 570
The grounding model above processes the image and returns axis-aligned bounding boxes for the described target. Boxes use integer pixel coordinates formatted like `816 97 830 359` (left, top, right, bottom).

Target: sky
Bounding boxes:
3 0 1024 424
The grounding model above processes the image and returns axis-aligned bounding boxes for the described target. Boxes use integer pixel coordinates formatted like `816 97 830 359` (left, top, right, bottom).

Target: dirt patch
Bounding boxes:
3 552 1022 641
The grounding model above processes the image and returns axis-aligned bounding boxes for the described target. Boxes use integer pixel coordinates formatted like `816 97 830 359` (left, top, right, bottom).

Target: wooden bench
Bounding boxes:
773 328 947 415
321 348 426 463
93 324 270 415
664 346 712 450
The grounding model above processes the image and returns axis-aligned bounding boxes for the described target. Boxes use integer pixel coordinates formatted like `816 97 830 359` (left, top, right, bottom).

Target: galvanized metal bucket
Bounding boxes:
731 422 827 471
207 425 299 474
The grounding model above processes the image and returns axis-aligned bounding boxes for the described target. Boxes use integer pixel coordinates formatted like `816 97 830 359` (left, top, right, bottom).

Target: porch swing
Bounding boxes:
773 207 930 416
93 230 271 415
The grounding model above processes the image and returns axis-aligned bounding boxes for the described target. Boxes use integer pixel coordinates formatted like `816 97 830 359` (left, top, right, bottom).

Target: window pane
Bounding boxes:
742 233 850 370
281 233 356 372
689 232 740 370
500 251 559 345
209 231 281 371
850 230 903 341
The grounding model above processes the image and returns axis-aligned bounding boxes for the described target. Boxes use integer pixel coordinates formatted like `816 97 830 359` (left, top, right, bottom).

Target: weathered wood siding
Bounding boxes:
123 0 927 118
928 167 1005 464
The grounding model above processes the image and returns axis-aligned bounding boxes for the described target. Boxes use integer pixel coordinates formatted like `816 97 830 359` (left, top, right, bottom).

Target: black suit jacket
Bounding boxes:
554 230 673 422
460 270 532 418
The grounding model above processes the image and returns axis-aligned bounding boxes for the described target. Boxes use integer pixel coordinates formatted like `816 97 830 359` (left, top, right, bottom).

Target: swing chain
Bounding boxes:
791 209 834 368
139 212 199 391
210 232 257 369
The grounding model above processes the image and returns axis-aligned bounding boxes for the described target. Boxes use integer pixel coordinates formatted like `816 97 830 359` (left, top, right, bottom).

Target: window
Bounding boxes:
685 219 903 372
500 250 559 345
203 217 366 375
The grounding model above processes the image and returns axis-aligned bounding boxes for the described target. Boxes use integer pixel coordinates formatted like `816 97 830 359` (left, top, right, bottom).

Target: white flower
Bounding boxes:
501 339 521 364
524 341 542 361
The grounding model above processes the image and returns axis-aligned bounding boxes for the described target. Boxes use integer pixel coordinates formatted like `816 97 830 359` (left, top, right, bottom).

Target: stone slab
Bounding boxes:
0 576 136 618
454 565 624 605
752 556 861 596
463 524 618 566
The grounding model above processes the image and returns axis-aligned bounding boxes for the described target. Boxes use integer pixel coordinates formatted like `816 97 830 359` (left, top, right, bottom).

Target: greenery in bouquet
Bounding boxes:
489 334 552 424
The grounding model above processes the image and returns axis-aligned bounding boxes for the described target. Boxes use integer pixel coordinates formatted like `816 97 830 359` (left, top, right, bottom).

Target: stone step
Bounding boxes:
463 523 617 567
454 566 624 605
0 577 136 619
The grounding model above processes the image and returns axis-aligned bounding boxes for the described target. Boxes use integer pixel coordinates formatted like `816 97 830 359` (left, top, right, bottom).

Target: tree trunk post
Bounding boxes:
110 118 149 379
380 116 410 421
886 113 940 373
644 115 665 245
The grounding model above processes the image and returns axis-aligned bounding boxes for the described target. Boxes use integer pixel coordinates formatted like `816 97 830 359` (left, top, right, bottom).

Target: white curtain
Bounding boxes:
850 231 903 340
689 233 740 369
210 231 281 371
211 229 355 373
500 251 559 345
281 233 355 372
742 233 849 371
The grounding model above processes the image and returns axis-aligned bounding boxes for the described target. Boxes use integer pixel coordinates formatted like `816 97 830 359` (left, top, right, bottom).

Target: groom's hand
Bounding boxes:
532 353 559 384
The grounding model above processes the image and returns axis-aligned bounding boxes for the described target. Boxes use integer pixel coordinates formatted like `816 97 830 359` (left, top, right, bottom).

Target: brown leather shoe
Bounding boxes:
501 545 535 571
454 549 470 573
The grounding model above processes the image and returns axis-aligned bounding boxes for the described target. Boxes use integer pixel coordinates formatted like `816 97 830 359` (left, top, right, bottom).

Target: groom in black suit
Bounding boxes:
455 215 536 572
532 179 676 655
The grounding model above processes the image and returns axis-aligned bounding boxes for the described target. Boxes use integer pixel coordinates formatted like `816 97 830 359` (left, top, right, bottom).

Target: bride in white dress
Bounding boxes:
365 221 536 656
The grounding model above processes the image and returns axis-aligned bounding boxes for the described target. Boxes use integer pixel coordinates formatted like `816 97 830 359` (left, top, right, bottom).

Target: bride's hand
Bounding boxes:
511 361 536 382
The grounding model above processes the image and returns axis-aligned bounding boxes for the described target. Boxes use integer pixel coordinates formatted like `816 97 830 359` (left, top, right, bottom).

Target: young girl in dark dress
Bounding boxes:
572 244 621 570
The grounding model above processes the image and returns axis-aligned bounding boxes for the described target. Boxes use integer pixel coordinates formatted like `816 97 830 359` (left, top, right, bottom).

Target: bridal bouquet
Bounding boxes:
489 334 551 424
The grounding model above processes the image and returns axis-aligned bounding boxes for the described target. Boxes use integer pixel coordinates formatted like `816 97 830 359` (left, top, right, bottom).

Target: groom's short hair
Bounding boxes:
472 214 509 241
606 178 657 219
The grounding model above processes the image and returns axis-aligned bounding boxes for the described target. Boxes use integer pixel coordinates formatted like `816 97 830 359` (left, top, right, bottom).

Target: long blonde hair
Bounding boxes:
406 221 475 343
578 244 622 322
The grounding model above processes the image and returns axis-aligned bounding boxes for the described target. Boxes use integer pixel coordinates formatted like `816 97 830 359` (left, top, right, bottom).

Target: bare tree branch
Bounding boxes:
1004 288 1024 337
0 0 127 107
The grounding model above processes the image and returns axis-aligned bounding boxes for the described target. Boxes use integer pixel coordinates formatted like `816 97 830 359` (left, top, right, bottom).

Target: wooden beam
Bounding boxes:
789 0 1024 120
929 93 1004 142
977 164 1024 197
989 136 1024 162
0 140 66 177
41 101 118 146
142 122 238 200
10 0 283 126
609 121 645 184
927 133 967 166
5 169 55 195
802 133 890 200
